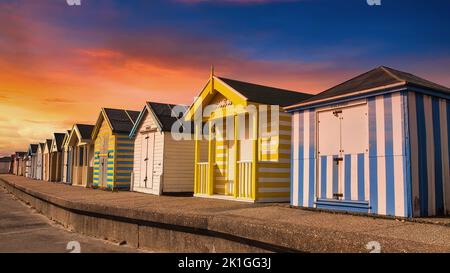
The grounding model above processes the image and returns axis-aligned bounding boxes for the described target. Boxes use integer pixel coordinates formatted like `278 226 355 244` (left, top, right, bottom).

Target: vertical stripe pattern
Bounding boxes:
292 92 415 217
291 110 315 207
408 92 450 217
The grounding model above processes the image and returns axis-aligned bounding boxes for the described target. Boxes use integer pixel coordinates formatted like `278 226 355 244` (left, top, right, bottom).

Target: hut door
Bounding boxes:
140 133 154 189
317 103 368 201
318 109 343 200
340 104 368 201
98 157 108 187
98 135 109 188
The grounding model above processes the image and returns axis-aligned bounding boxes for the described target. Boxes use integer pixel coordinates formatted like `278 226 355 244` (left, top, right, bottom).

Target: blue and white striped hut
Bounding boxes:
286 66 450 218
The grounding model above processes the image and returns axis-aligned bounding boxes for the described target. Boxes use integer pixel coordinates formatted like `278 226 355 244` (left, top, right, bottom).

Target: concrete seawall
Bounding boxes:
1 175 449 253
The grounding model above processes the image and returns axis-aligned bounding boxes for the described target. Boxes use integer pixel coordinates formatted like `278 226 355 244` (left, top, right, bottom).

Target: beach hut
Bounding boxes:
8 154 15 174
92 108 139 190
49 133 65 182
61 130 72 184
129 102 195 195
43 139 52 181
27 144 38 179
24 155 31 178
66 124 95 187
36 143 45 180
0 157 11 174
15 152 27 176
287 66 450 218
184 70 312 202
11 154 17 175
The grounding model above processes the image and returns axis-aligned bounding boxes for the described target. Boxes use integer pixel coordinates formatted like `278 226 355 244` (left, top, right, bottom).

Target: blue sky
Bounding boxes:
0 0 449 155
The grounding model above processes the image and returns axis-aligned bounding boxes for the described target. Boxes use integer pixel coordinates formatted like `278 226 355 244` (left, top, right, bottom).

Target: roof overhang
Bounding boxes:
91 109 113 140
37 143 44 154
61 131 71 148
66 125 92 148
287 80 450 113
129 103 163 138
50 137 59 153
27 144 37 156
185 76 248 121
285 82 407 112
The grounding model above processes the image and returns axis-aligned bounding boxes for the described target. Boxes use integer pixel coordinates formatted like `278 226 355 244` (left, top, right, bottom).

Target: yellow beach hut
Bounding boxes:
92 108 140 190
67 124 95 187
185 71 312 202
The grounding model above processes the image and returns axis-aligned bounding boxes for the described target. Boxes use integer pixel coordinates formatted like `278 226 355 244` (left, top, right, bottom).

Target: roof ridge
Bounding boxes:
380 66 405 83
321 67 387 96
387 66 450 91
147 100 181 106
217 76 303 94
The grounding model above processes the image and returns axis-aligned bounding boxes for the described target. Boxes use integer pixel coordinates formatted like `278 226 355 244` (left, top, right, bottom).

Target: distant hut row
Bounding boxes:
5 67 450 218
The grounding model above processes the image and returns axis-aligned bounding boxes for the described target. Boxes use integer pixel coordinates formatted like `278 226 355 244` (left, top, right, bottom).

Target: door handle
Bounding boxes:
333 157 343 163
333 193 343 200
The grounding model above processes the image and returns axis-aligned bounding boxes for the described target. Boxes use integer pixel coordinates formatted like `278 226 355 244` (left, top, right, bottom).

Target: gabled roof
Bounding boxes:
130 102 193 137
185 72 313 120
61 130 71 147
0 156 11 162
77 124 94 139
92 108 140 138
287 66 450 110
45 139 52 149
104 108 140 133
217 77 313 107
43 139 52 153
28 144 38 156
68 124 95 146
52 133 66 152
37 143 45 153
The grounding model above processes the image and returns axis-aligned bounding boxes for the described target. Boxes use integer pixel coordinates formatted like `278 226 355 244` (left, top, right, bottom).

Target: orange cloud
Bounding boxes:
3 0 449 157
0 1 351 156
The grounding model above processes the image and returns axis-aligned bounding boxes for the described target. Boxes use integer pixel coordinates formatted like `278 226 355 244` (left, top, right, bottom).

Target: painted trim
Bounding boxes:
402 91 413 218
185 76 248 121
316 199 370 213
287 85 450 112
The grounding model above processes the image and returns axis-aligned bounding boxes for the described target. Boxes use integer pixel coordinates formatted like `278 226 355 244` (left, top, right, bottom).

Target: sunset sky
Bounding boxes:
1 0 450 156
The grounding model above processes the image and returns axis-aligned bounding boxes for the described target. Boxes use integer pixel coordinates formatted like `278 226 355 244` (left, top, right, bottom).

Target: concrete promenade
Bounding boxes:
0 186 142 253
1 174 449 253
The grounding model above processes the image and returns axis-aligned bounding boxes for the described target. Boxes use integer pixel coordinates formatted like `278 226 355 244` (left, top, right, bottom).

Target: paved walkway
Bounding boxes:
0 186 142 253
1 174 449 252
